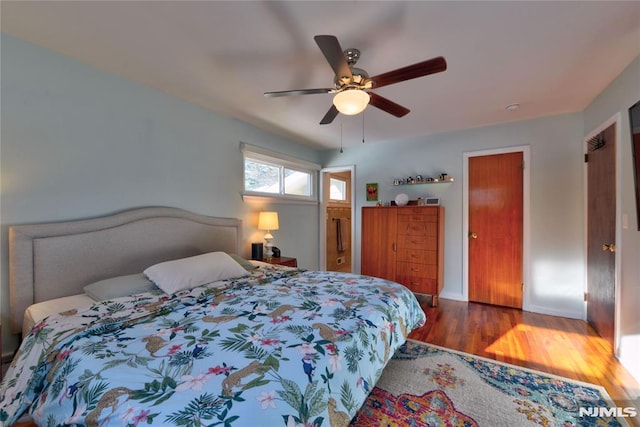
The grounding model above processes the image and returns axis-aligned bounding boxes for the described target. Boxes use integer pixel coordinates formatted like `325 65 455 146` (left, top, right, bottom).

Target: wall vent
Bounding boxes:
588 133 606 152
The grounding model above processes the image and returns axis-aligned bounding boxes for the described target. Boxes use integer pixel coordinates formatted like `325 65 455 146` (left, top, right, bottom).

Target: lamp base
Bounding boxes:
264 237 273 261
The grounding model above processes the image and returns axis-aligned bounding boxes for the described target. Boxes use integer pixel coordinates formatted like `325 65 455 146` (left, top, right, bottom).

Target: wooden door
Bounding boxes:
469 152 523 308
324 171 352 273
586 124 616 350
361 207 397 280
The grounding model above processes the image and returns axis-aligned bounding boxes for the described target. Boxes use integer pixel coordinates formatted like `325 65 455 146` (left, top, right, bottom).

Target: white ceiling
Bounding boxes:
2 1 639 150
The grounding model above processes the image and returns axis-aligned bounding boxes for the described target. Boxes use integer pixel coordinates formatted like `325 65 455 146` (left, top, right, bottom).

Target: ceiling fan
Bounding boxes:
264 35 447 125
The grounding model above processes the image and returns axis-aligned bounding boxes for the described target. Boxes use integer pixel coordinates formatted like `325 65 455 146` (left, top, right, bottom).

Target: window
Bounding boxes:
329 177 347 201
242 143 319 202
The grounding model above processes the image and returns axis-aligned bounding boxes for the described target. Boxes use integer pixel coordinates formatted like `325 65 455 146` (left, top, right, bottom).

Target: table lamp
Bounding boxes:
258 211 279 260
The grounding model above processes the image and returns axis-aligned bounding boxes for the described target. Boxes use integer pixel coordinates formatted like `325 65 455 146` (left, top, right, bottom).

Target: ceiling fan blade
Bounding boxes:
320 105 339 125
314 35 352 82
264 88 333 98
369 56 447 89
368 92 410 117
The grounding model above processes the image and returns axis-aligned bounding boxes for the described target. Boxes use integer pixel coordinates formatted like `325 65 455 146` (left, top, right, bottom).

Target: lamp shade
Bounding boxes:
258 211 279 231
332 89 370 115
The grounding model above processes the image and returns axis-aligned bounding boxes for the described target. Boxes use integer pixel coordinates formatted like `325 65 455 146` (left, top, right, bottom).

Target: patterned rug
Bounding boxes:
351 339 632 427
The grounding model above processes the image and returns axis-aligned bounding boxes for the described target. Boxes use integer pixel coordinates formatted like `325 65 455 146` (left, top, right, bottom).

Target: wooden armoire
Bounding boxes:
361 205 444 306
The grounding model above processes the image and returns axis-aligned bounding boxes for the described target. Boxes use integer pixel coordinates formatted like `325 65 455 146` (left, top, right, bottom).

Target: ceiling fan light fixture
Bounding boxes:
333 89 370 115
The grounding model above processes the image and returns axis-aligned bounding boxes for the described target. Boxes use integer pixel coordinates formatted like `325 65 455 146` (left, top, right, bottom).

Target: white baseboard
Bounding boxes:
437 292 583 320
523 303 582 320
438 291 466 302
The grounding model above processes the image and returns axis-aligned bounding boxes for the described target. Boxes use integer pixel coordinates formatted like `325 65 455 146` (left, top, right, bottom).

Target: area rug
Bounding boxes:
351 339 631 427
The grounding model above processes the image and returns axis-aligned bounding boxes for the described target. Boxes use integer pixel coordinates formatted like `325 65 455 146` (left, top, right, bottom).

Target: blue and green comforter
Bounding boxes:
0 266 425 426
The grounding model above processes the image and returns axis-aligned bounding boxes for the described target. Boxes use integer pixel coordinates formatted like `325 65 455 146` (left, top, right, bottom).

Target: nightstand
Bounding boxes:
264 256 297 267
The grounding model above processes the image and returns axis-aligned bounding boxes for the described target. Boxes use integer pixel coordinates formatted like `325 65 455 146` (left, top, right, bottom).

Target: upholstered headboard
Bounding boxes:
8 207 242 333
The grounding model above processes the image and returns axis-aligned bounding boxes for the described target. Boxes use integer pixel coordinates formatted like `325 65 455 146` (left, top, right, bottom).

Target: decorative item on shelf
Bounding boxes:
258 211 279 261
395 193 409 206
392 174 454 185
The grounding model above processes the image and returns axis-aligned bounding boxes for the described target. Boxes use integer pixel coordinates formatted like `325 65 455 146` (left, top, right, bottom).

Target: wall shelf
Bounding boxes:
393 177 454 186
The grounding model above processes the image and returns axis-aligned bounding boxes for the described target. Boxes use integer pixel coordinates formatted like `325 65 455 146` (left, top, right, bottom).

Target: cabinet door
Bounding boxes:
361 207 397 280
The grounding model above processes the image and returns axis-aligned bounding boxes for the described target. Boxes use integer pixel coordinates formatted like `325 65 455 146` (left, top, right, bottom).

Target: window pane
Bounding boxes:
329 178 347 201
245 159 280 193
284 168 311 196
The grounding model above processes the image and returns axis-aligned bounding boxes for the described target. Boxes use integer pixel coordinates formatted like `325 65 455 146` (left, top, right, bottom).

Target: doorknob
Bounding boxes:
602 243 616 253
469 231 478 239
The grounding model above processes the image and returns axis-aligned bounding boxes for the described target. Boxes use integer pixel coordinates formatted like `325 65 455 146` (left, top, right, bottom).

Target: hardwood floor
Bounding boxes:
408 297 639 424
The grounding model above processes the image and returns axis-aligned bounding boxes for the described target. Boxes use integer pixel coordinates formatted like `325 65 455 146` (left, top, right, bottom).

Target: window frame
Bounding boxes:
241 143 320 204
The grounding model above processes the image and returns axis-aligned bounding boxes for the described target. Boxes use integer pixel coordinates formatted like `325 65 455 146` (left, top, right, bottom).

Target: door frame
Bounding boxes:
582 113 622 353
462 146 531 309
319 165 356 272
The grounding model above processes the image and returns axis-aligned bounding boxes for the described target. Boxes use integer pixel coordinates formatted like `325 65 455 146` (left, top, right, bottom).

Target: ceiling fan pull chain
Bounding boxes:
362 112 365 144
340 119 344 153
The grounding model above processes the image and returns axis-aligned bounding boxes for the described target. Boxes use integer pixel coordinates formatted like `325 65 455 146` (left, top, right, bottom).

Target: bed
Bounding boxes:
0 207 425 426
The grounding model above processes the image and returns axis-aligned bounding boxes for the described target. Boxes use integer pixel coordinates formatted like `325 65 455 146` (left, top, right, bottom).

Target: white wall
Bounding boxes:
583 55 640 385
0 35 321 353
322 113 586 319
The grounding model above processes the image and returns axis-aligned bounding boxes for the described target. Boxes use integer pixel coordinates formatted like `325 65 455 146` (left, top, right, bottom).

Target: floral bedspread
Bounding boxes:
0 266 425 426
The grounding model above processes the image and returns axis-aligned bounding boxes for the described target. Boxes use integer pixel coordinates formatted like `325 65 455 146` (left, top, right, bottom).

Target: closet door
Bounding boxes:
468 152 523 308
361 207 396 280
586 123 616 350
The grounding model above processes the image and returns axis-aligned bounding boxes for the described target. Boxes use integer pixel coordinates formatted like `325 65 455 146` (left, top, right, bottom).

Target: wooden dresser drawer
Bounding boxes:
397 221 438 236
396 248 437 264
397 235 437 250
397 207 439 222
396 261 436 278
394 274 438 295
398 206 439 215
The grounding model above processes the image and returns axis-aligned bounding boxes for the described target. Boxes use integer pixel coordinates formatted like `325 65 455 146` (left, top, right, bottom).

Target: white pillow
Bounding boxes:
144 252 249 294
84 273 158 301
